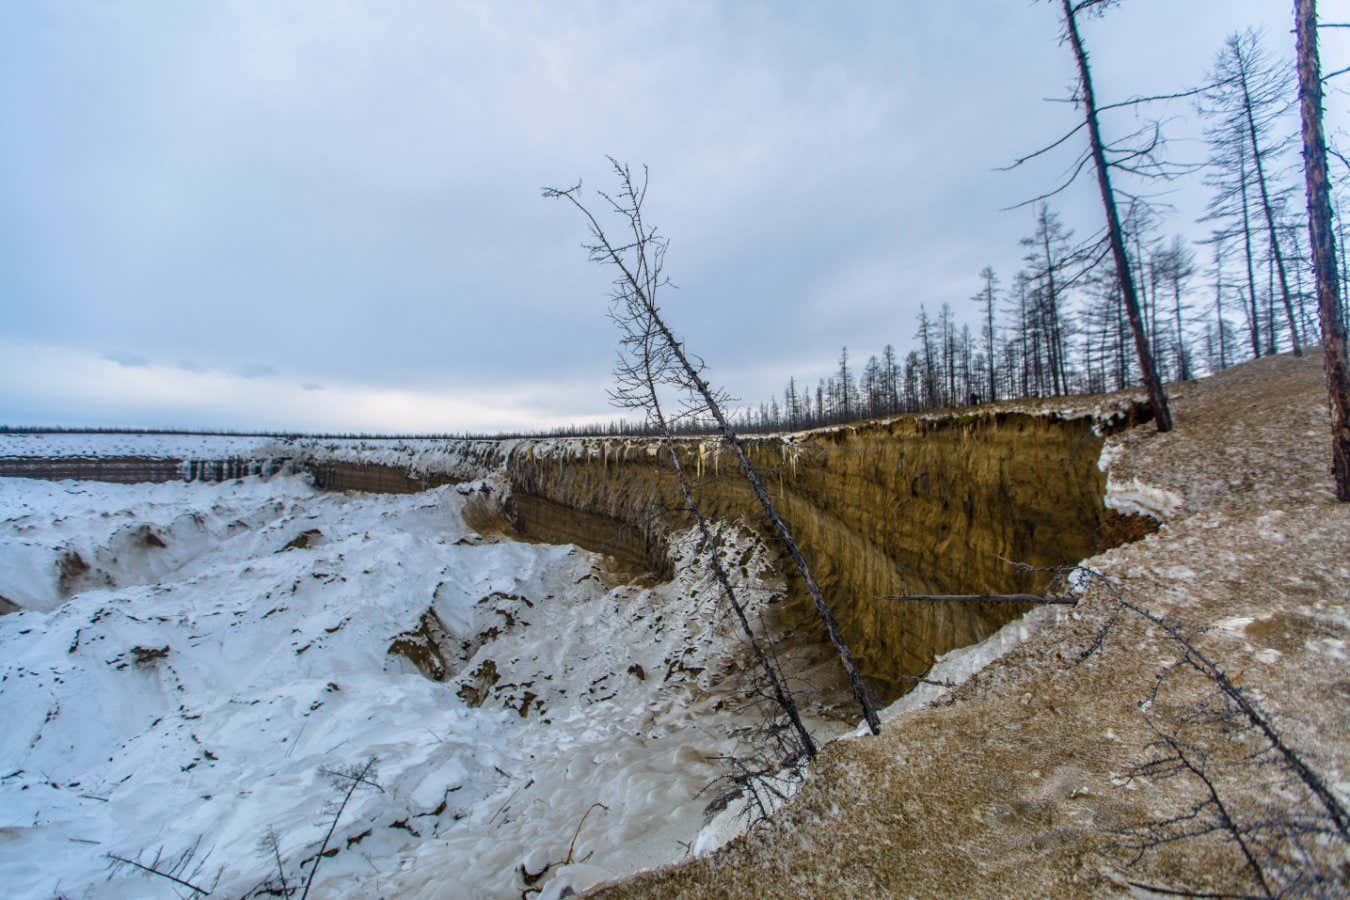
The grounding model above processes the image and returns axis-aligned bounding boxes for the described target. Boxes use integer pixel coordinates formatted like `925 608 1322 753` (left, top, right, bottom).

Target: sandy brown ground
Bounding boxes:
594 354 1349 898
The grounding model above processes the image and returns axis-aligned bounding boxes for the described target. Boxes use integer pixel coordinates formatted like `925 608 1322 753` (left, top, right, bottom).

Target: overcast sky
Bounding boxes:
2 1 1344 433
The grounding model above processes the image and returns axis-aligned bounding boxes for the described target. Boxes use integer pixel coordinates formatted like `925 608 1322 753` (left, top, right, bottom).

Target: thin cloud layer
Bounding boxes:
1 1 1334 431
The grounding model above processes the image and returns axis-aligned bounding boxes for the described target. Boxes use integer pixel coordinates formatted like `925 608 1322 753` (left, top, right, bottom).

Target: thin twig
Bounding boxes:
107 853 212 896
880 592 1078 605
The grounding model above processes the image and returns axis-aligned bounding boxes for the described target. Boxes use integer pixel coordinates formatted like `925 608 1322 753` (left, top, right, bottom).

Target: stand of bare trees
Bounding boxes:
720 14 1345 461
516 8 1349 494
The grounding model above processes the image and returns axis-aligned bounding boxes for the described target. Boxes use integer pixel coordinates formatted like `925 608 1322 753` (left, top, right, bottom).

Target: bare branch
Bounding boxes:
1000 149 1095 211
996 121 1088 171
1096 80 1232 113
107 852 213 896
880 592 1077 605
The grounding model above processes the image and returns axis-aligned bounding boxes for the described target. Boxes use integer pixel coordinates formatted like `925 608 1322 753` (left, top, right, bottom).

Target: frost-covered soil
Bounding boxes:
0 474 826 898
601 353 1350 898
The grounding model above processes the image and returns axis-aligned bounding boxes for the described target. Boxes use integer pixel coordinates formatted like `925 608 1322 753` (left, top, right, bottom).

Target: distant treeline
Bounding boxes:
0 421 732 441
10 32 1348 446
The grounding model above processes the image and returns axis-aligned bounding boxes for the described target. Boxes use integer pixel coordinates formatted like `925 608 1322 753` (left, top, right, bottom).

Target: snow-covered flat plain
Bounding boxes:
0 432 285 459
0 473 789 898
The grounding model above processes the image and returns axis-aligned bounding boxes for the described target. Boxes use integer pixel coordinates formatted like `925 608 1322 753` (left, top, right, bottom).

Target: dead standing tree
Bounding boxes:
1002 0 1193 432
1202 30 1305 359
545 160 881 734
1295 0 1350 502
1060 0 1173 431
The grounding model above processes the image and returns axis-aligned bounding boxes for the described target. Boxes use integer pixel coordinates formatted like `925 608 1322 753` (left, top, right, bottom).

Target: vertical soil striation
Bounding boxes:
501 409 1153 695
5 406 1154 694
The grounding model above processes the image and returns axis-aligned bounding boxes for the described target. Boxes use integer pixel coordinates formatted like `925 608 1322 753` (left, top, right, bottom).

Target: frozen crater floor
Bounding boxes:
0 474 786 898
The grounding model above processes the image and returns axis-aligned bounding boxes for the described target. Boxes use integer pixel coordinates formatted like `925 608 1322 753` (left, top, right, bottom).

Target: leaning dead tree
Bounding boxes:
1058 0 1174 431
107 837 221 897
604 230 817 759
1295 0 1350 502
545 160 881 734
1066 564 1350 842
1003 0 1185 432
881 592 1077 606
300 757 382 900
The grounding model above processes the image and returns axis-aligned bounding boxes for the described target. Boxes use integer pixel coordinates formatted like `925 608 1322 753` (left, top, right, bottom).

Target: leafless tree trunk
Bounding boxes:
1211 236 1230 370
613 318 818 758
978 267 999 401
1238 146 1264 359
1060 0 1174 431
1234 33 1303 356
1295 0 1350 501
664 435 818 757
545 161 882 733
669 336 881 732
882 592 1077 605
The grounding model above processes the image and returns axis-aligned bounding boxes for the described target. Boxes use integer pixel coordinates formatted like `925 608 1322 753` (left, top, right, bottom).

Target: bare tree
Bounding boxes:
606 259 818 760
1022 205 1076 396
1058 0 1174 430
1201 230 1237 373
1201 29 1304 358
1295 0 1350 502
1202 130 1267 360
1074 569 1348 895
882 342 901 412
1156 236 1197 381
1001 0 1177 430
877 558 1347 895
301 758 381 900
545 160 882 733
836 346 855 421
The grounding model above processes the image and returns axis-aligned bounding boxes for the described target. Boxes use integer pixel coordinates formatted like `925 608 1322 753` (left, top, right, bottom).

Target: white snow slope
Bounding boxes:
0 473 788 898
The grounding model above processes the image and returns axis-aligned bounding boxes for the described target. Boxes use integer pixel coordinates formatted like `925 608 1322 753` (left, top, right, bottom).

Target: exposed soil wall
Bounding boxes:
0 456 284 483
0 456 191 483
4 406 1153 695
502 409 1154 694
306 461 460 494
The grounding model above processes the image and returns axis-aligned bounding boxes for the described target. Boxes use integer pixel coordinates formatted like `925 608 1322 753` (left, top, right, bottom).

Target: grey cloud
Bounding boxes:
1 1 1331 430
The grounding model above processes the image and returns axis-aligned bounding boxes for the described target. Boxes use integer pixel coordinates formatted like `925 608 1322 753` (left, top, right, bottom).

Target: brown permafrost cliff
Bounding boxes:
499 408 1153 695
4 403 1153 694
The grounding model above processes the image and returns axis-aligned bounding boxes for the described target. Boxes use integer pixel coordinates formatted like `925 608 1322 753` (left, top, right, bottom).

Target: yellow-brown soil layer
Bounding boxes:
503 406 1151 694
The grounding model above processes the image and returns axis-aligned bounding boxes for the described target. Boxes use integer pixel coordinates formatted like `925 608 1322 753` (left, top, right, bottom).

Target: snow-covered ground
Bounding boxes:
0 473 799 898
0 432 284 459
